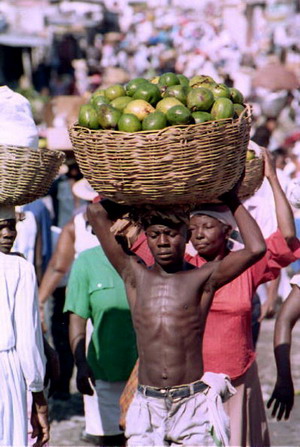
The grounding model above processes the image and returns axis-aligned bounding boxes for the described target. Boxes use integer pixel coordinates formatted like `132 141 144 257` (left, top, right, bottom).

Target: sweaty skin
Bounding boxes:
87 195 266 388
132 250 218 386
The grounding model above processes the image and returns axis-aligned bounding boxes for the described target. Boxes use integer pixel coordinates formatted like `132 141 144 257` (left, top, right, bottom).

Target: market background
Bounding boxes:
0 0 300 445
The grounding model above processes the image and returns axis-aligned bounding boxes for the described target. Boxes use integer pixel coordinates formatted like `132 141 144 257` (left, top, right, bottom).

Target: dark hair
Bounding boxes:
129 206 190 230
252 126 271 147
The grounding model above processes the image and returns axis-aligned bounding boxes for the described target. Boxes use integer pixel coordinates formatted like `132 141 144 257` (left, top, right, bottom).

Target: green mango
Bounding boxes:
78 105 99 129
211 98 234 120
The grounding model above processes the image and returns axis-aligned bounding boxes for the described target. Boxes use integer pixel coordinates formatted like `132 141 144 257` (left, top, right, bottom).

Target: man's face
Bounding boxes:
0 219 17 254
145 223 188 266
189 214 228 258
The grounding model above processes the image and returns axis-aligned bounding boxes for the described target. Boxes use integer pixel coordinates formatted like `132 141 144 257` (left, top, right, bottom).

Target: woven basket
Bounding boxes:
238 156 264 200
69 104 252 206
0 145 66 206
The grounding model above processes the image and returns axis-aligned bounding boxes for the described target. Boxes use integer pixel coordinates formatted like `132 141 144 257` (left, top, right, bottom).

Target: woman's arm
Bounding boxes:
264 148 296 247
210 191 266 289
38 220 75 326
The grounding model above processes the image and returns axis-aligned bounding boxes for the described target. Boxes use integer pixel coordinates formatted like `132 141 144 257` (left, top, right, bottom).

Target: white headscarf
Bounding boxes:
0 86 38 149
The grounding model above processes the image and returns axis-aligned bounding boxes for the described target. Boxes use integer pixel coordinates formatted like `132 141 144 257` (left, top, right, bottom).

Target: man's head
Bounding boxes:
0 206 17 254
189 205 235 260
141 210 190 268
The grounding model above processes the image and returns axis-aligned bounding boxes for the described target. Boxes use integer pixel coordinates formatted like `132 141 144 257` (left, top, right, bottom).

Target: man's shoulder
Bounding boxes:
0 252 34 273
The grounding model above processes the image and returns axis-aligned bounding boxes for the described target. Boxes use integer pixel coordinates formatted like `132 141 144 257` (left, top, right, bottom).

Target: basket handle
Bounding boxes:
238 103 250 123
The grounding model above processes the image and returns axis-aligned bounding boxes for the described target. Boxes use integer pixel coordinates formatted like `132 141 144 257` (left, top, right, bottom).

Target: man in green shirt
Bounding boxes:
64 245 137 446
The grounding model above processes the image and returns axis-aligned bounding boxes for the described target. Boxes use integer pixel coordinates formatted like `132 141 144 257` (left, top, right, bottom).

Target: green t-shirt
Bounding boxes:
64 246 137 382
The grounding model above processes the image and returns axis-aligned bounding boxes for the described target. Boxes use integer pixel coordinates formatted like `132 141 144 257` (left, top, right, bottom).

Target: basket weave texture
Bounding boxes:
238 156 264 201
0 145 65 206
69 104 252 206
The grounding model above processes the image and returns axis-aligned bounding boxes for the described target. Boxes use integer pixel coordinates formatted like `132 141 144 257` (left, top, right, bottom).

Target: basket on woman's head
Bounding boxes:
0 86 65 206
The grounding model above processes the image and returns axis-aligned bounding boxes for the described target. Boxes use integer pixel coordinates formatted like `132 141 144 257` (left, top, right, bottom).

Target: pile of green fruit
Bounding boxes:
78 73 245 133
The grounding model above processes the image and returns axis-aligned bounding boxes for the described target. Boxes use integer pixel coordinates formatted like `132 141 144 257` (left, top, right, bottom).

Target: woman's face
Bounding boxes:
189 214 228 259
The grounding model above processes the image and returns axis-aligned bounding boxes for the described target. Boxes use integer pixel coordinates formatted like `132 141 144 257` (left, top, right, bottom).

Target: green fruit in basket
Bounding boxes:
92 88 107 97
166 105 192 125
177 74 190 87
125 77 149 96
192 111 214 124
105 84 126 101
123 99 155 121
246 149 256 161
156 97 183 114
210 83 231 99
150 76 160 84
142 111 167 131
110 96 133 111
233 103 245 118
189 75 216 88
159 72 180 87
229 87 244 104
164 85 189 105
210 98 234 120
186 87 214 112
97 104 122 129
78 105 99 129
133 83 161 106
118 113 142 132
90 94 110 109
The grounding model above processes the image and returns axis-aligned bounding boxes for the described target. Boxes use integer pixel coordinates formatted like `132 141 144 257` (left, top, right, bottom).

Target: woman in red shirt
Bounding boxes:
187 149 300 446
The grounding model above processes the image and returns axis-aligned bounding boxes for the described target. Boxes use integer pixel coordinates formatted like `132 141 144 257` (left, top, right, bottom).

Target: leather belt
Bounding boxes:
137 380 207 399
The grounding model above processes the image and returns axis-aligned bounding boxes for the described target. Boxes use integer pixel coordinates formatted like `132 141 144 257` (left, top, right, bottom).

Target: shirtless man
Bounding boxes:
87 189 266 446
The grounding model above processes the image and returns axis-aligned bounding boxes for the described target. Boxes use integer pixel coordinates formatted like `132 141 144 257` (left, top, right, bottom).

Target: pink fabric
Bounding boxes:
223 361 270 447
186 230 300 379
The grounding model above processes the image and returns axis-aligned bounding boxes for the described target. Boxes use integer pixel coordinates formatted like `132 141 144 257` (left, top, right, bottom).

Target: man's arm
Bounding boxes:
87 200 133 278
69 313 95 396
38 220 75 326
210 192 266 289
267 284 300 420
264 148 296 247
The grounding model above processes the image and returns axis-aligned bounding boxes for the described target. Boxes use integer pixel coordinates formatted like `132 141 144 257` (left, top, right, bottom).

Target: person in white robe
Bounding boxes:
0 205 49 447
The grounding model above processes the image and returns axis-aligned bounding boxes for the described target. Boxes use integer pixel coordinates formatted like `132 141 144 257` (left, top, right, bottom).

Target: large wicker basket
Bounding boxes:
0 145 65 206
69 104 252 206
239 156 264 201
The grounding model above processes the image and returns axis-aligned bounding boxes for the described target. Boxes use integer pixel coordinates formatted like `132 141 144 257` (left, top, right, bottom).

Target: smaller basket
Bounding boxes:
0 145 66 206
238 156 264 200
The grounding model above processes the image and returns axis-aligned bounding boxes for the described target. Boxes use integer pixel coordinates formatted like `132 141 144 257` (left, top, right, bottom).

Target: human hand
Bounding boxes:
267 376 294 420
76 361 95 396
262 147 276 180
43 339 60 397
31 392 50 447
100 198 131 220
258 299 276 322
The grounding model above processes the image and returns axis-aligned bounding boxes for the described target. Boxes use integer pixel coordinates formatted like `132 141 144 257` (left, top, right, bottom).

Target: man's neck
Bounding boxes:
152 259 193 274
